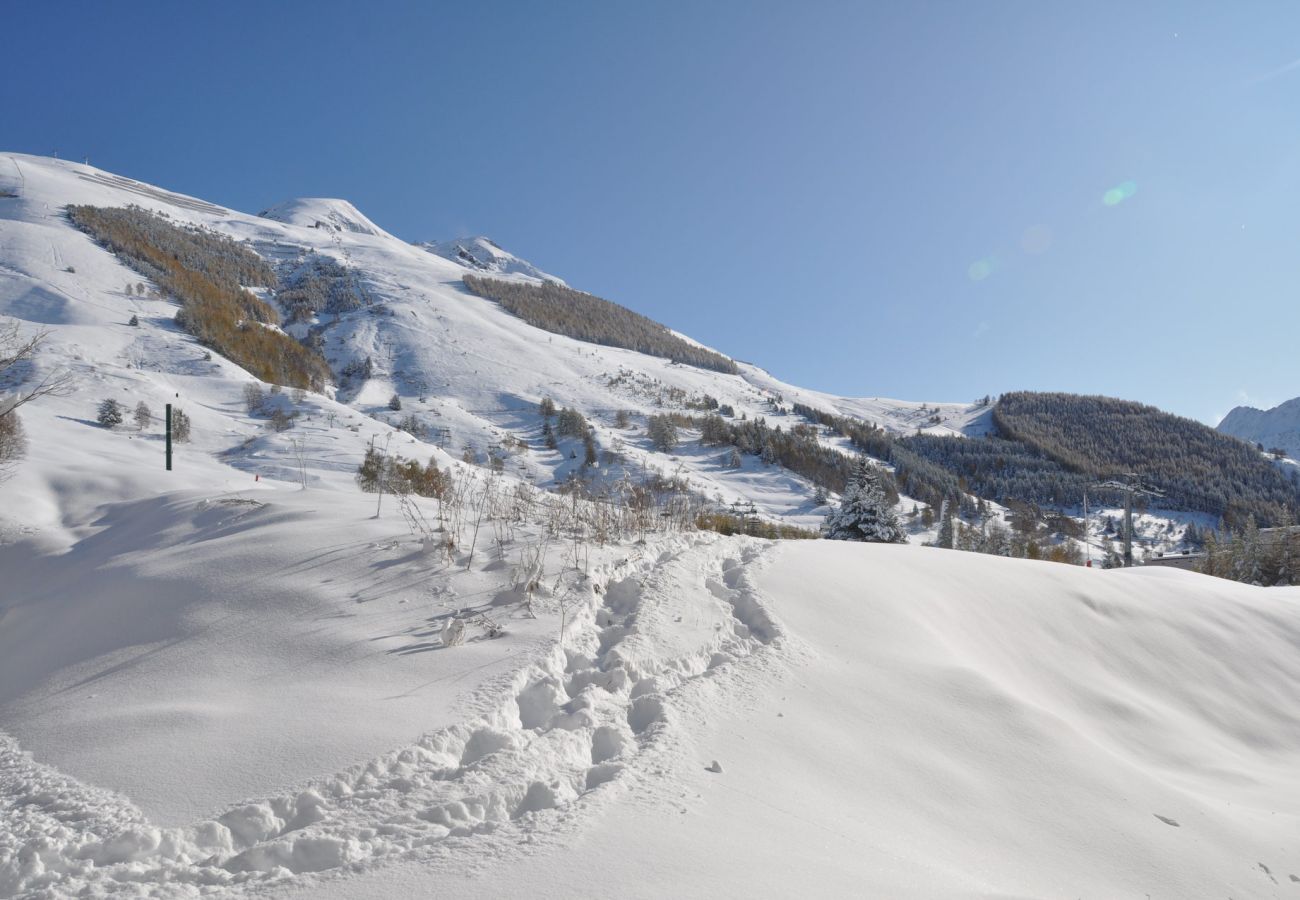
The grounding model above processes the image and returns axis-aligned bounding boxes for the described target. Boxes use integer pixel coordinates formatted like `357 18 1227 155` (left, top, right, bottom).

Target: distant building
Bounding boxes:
1261 525 1300 555
1144 550 1207 571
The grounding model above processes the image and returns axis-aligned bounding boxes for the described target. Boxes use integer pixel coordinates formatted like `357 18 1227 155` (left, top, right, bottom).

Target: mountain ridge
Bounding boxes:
1219 397 1300 461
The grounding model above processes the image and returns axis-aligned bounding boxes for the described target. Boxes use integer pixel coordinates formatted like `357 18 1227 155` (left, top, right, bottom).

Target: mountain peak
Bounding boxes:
257 198 388 238
1218 396 1300 459
418 235 564 284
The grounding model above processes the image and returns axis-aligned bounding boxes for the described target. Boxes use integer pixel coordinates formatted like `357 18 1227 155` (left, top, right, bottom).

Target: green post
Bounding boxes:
165 403 173 471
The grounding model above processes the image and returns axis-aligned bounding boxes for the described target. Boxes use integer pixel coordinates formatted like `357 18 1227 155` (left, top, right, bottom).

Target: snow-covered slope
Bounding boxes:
3 153 1300 899
257 198 392 240
0 153 989 536
4 523 1298 898
301 544 1300 900
419 236 564 283
1220 397 1300 461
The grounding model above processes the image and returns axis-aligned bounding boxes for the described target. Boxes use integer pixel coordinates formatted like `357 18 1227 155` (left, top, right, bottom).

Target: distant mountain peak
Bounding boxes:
418 235 564 284
258 198 389 238
1218 397 1300 459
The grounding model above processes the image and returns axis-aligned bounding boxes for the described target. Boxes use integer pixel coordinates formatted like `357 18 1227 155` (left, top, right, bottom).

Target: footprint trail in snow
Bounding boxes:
0 535 781 898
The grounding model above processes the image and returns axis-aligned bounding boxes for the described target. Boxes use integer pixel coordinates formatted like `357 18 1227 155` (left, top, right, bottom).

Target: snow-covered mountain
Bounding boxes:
1219 397 1300 460
419 235 565 283
4 154 1299 899
258 198 393 239
0 153 990 537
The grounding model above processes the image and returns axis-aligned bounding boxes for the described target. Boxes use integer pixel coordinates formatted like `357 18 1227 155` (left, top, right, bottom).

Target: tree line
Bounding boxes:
462 274 739 374
67 205 331 390
994 392 1300 529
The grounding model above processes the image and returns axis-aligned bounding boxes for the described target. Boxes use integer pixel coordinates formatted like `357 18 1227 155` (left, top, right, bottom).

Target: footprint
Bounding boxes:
627 695 665 735
591 725 629 764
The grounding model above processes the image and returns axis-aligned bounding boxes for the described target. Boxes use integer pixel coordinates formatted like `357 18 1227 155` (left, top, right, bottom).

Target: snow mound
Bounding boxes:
258 198 390 238
419 236 564 284
295 542 1300 899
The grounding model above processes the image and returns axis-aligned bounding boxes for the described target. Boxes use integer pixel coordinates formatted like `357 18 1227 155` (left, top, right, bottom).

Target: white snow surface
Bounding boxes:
256 199 392 240
1220 397 1300 462
3 154 1300 898
418 236 565 284
4 526 1300 898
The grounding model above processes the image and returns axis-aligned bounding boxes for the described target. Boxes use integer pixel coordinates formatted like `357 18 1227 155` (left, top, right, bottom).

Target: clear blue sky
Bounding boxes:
5 1 1298 423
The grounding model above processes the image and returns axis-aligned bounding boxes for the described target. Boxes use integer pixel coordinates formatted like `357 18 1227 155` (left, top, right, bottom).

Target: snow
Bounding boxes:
272 546 1300 900
1220 397 1300 462
91 541 1299 900
1 152 996 531
257 199 391 240
4 153 1300 898
418 236 565 284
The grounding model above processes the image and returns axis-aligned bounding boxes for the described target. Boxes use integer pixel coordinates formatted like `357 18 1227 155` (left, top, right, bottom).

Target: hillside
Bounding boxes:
3 153 1300 899
994 391 1300 528
0 153 988 538
461 274 740 374
1220 397 1300 462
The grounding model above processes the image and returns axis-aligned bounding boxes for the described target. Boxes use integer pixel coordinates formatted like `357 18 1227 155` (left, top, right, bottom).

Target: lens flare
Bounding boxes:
967 258 995 281
1103 180 1138 206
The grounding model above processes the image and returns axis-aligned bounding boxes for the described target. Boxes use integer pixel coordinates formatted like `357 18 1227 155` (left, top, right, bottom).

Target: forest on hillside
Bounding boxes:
793 394 1299 530
994 391 1300 528
462 275 739 374
67 205 331 390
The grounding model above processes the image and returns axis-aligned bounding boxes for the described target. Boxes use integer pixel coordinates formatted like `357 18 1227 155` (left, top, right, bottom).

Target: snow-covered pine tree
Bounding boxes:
936 498 954 549
171 407 192 442
97 398 123 428
823 457 907 543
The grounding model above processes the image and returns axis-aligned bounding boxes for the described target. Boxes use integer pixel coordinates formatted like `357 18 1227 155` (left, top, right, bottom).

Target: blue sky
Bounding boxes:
4 1 1298 423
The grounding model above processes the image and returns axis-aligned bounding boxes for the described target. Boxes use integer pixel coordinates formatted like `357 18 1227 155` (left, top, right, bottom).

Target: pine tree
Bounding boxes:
356 446 383 492
172 408 191 442
937 498 954 549
542 421 558 450
388 393 402 411
823 458 907 543
539 396 556 419
1276 528 1296 586
647 415 678 452
133 401 151 430
97 399 123 427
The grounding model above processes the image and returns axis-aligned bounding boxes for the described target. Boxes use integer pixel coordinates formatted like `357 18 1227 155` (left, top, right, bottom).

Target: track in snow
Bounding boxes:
0 536 781 898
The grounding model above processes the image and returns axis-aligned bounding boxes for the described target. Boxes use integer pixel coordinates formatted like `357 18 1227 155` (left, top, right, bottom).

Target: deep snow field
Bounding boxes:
2 154 1300 898
5 502 1300 899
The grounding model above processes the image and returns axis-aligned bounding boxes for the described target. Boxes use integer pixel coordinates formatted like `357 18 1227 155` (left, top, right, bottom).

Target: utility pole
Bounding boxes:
165 403 173 471
1083 488 1090 566
1096 473 1163 567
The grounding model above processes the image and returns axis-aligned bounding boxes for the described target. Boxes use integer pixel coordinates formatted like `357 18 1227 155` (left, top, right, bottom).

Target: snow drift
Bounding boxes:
4 518 1299 898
